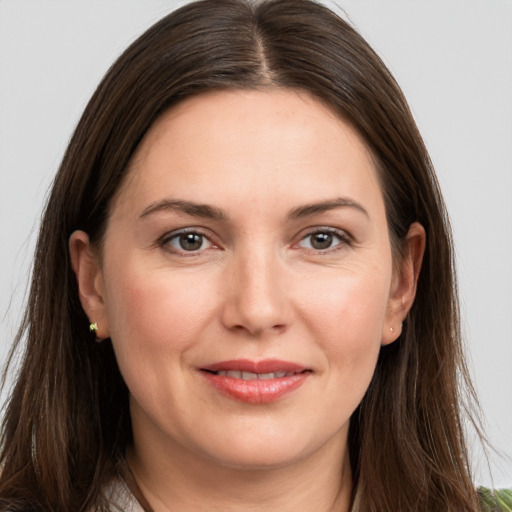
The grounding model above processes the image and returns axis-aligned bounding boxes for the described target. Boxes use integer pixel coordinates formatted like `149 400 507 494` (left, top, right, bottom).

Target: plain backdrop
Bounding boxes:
0 0 511 487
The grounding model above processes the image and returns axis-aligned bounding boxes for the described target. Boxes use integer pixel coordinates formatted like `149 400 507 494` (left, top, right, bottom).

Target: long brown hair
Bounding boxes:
0 0 482 510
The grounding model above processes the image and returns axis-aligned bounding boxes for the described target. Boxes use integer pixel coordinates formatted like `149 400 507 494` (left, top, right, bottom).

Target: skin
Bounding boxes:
70 89 425 511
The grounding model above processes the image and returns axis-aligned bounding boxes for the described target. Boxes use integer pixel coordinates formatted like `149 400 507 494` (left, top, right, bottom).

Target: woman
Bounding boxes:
0 0 508 510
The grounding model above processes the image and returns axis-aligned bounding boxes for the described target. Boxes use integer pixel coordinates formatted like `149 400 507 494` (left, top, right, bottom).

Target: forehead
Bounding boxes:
110 88 383 219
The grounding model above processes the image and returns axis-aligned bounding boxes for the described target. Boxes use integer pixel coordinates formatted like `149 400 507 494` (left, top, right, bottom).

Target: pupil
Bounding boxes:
312 233 332 250
179 233 202 251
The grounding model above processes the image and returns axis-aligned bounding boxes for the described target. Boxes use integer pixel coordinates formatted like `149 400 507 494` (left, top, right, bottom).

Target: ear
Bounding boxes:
382 222 425 345
69 230 110 339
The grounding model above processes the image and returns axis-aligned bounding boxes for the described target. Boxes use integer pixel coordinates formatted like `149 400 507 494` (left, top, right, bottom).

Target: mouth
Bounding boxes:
200 359 311 404
205 370 301 380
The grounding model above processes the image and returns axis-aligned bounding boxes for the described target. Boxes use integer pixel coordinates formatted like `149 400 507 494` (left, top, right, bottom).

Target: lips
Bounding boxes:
200 359 311 404
213 370 292 380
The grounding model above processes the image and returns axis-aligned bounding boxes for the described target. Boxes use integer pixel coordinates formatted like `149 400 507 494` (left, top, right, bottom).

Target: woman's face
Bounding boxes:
72 89 421 471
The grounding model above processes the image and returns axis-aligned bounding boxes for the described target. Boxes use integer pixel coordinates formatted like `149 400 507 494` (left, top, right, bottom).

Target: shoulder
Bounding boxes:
478 487 512 511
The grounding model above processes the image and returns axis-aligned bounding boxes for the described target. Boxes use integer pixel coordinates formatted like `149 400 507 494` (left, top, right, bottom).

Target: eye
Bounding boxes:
297 229 349 252
164 231 213 252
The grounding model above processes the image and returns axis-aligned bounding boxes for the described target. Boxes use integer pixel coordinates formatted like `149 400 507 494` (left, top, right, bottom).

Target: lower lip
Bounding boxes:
201 372 309 404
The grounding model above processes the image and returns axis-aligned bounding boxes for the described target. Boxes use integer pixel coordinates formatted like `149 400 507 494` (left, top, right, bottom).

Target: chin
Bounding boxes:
210 447 309 471
199 425 340 472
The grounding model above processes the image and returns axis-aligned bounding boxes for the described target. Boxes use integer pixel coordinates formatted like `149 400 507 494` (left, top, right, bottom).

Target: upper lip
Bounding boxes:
200 359 309 374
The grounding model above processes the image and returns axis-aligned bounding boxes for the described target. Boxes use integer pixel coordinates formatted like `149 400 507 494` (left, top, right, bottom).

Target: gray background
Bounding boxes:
0 0 511 486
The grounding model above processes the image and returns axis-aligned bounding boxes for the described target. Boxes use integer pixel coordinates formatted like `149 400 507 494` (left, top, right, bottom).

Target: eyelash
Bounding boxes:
159 227 352 255
295 227 352 253
160 228 216 255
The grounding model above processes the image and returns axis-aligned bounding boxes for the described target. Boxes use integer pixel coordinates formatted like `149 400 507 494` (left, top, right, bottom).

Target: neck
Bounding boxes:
126 429 353 512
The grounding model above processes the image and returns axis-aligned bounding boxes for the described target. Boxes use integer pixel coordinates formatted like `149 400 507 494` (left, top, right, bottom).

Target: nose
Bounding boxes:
220 246 291 338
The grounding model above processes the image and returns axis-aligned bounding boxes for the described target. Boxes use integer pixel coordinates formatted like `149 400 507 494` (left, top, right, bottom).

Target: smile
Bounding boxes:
200 359 311 404
213 370 295 380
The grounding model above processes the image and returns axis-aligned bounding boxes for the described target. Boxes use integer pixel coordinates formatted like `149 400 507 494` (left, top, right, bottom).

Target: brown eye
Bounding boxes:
179 233 204 251
310 232 333 250
165 231 212 252
298 229 348 252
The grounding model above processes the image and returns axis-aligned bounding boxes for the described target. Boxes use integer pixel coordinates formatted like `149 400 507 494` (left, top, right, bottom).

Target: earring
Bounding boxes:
89 322 98 333
389 327 394 333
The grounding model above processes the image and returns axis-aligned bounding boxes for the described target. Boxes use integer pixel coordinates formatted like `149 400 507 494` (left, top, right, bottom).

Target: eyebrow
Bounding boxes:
287 197 369 219
139 199 227 220
139 196 369 221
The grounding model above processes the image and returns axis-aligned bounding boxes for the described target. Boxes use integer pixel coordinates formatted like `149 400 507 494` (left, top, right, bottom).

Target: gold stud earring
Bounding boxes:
89 322 98 333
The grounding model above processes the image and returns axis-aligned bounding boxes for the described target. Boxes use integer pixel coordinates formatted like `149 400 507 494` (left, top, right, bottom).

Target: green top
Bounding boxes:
479 488 512 511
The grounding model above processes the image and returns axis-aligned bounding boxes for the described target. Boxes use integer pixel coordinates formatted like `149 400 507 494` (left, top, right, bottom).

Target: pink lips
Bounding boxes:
200 359 310 404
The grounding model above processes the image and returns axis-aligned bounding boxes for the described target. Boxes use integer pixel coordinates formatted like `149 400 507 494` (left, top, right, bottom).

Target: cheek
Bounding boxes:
103 262 218 359
297 263 391 369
